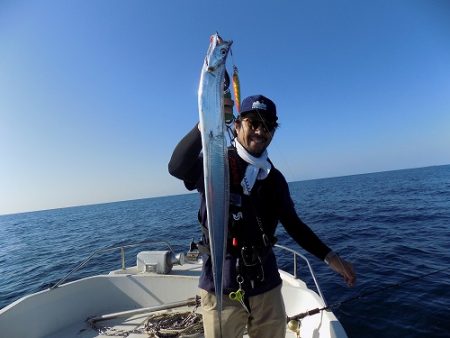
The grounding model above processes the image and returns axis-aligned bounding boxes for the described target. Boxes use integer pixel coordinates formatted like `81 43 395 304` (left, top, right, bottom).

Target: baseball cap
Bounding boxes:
239 95 278 122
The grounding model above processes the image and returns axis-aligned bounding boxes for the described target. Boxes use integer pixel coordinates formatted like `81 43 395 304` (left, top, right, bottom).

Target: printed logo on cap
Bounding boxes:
251 101 267 110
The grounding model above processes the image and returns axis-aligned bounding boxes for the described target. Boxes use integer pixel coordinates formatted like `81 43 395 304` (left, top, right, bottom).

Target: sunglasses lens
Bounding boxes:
251 120 262 130
247 119 276 132
266 123 276 132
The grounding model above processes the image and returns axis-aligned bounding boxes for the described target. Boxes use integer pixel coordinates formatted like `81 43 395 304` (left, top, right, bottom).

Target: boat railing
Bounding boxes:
51 240 175 289
274 244 328 306
51 241 327 307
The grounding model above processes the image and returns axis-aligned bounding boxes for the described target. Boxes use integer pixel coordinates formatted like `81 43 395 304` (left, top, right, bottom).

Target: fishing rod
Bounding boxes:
287 265 449 323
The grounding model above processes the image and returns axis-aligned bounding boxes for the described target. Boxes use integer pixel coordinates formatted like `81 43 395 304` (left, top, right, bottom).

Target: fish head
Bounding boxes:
205 33 233 72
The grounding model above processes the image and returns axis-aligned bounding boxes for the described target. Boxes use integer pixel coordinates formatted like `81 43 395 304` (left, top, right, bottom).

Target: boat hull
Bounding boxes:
0 262 347 338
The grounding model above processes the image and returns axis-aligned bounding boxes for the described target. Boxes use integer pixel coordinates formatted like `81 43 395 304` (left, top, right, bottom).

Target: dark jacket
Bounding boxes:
168 125 331 296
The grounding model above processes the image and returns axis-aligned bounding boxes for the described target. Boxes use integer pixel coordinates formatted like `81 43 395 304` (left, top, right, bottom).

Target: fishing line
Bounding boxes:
287 265 449 322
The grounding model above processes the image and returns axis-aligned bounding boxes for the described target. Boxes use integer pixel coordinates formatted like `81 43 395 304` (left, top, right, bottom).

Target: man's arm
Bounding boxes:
169 97 234 189
276 174 331 259
276 173 356 286
168 124 203 190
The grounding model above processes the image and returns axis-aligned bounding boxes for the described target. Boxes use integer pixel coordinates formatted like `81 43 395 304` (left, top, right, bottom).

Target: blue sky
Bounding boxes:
1 0 449 215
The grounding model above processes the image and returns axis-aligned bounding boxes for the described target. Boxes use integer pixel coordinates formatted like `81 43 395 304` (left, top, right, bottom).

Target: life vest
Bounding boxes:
196 147 278 289
198 147 277 252
227 148 275 256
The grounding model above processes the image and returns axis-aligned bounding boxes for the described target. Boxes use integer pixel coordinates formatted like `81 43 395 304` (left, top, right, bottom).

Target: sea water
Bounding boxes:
1 165 449 337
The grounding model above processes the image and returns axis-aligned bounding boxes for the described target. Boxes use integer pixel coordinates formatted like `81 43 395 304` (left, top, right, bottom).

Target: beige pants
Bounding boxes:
200 284 286 338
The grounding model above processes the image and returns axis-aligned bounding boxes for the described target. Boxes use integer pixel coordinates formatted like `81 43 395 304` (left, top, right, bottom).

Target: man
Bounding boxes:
168 94 356 338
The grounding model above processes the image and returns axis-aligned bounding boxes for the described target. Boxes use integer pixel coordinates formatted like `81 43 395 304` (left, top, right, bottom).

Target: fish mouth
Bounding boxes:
207 59 225 72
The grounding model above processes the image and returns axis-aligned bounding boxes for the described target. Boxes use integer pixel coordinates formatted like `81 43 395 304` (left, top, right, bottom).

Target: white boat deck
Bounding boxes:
47 305 200 338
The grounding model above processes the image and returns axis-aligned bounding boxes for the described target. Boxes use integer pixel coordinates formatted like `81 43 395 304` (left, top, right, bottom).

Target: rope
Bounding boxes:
145 311 203 337
90 296 204 337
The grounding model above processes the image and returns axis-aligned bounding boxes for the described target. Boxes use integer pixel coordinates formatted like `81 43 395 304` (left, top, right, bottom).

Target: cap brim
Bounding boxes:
239 109 278 122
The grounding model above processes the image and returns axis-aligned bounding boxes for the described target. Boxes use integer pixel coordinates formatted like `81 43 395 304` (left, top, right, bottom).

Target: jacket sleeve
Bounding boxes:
276 173 332 261
168 124 203 191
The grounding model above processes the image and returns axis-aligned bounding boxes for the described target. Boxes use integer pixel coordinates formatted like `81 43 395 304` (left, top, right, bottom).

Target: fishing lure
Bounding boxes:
232 65 241 113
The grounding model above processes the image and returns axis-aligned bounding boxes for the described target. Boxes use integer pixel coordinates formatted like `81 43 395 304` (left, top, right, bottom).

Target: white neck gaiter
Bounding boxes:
234 140 271 195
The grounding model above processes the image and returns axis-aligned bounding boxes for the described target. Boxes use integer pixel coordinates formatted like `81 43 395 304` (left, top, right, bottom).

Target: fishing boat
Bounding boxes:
0 240 348 338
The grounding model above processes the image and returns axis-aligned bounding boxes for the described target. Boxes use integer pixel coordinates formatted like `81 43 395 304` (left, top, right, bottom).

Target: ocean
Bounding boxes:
1 165 449 337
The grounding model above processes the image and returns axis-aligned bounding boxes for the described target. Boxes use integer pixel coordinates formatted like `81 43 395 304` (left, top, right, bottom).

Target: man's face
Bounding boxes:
235 114 277 156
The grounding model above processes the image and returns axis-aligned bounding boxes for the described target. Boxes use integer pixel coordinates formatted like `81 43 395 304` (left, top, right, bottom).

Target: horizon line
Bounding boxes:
1 163 448 217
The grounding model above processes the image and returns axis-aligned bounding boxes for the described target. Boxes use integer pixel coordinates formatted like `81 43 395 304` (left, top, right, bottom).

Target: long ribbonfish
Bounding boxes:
198 33 232 330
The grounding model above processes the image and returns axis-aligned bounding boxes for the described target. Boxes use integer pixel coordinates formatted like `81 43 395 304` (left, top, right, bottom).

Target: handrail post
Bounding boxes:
274 244 328 306
293 253 298 279
121 247 125 270
51 240 174 289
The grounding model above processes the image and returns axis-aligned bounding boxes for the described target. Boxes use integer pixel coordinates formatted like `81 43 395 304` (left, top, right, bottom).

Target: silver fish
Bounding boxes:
198 33 232 329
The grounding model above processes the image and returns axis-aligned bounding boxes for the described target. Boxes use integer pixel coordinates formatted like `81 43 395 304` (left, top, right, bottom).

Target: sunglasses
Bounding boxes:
243 118 278 133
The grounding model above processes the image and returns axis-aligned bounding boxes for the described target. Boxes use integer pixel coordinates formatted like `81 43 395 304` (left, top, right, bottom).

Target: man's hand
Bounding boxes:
327 254 356 287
